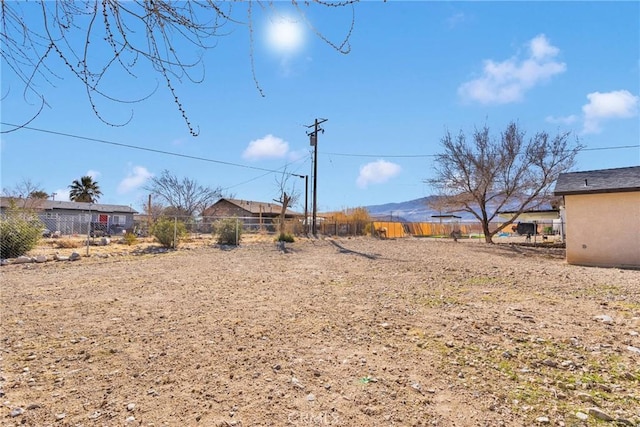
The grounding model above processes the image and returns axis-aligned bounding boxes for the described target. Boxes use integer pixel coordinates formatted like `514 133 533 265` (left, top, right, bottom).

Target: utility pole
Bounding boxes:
303 174 309 236
306 118 327 237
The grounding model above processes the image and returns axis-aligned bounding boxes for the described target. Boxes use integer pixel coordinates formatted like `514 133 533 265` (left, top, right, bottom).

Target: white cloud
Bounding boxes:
266 15 305 55
581 90 639 134
545 114 578 125
530 35 560 60
356 160 401 189
458 34 566 104
118 166 153 194
242 134 289 161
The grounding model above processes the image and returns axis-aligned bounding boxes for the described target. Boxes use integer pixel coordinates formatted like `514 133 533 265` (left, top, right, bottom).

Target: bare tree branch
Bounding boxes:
274 168 301 237
145 169 221 217
1 1 358 135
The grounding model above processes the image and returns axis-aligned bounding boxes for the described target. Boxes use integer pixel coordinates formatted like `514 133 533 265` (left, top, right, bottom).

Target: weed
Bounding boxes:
123 232 137 246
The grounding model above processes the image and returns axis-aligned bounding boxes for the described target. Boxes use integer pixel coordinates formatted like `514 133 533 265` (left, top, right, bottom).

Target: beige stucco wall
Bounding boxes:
564 191 640 268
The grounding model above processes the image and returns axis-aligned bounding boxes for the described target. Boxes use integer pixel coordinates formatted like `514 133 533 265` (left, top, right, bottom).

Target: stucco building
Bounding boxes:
553 166 640 268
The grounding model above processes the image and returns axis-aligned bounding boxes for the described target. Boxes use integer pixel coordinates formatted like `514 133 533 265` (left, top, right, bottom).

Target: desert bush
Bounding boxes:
0 206 44 258
123 232 137 246
214 218 243 245
151 217 187 248
276 233 295 243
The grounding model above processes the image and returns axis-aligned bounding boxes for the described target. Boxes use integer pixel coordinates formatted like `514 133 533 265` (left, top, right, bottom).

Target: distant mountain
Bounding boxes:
365 196 555 223
365 196 475 222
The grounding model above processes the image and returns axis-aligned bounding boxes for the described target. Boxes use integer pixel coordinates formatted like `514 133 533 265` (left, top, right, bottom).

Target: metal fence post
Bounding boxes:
173 217 177 249
86 207 91 256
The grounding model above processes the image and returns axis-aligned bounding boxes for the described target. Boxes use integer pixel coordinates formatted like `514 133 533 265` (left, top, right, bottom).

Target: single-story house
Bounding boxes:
202 198 300 231
203 198 299 220
553 166 640 268
0 197 138 236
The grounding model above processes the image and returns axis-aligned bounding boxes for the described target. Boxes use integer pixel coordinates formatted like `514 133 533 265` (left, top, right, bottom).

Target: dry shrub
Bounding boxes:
55 240 81 249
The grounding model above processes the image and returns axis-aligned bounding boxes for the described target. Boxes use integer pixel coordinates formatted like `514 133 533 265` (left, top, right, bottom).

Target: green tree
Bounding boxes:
426 121 582 243
29 191 49 199
68 176 102 203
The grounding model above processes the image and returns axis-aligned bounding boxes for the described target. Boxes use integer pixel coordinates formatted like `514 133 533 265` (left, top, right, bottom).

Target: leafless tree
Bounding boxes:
1 179 49 210
426 121 582 243
1 1 356 136
274 170 301 238
145 169 221 218
137 195 165 219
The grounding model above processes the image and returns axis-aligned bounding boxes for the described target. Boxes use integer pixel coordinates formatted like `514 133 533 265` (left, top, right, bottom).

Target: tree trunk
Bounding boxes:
279 192 290 237
482 220 494 244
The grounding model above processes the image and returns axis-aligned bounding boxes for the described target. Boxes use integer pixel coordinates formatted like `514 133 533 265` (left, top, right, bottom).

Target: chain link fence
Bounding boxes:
133 215 307 239
1 209 133 259
369 219 564 242
2 207 565 259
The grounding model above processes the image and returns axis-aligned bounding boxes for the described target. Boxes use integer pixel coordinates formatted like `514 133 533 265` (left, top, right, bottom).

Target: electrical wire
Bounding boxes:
0 122 306 178
3 122 637 165
322 144 640 158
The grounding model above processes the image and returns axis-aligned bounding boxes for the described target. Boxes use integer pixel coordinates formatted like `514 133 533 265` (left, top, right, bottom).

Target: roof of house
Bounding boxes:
0 197 138 214
553 166 640 196
208 198 299 216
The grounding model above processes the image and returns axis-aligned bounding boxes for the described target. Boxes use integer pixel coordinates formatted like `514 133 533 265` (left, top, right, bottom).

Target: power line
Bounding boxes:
580 144 640 151
323 152 436 158
0 122 304 178
322 144 639 158
3 122 636 167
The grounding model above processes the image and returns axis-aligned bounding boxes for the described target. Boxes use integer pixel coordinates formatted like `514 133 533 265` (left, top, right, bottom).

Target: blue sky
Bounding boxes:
1 1 639 214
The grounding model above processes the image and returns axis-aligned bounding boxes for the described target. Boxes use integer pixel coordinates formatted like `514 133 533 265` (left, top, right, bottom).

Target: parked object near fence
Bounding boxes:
515 222 537 236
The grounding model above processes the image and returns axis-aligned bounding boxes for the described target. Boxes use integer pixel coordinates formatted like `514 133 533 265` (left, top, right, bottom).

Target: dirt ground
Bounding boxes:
1 236 639 426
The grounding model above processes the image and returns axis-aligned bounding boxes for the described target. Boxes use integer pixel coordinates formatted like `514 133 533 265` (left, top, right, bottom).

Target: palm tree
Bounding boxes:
68 176 102 203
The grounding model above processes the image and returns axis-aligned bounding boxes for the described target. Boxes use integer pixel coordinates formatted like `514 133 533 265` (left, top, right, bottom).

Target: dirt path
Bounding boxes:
1 237 639 426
